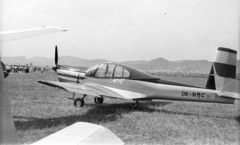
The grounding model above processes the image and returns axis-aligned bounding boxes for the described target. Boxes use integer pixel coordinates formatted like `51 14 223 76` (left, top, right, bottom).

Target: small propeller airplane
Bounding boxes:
0 27 124 145
38 46 240 108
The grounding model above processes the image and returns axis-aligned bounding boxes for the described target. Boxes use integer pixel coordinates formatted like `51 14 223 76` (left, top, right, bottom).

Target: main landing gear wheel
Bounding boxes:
74 98 84 107
94 96 104 104
131 100 139 108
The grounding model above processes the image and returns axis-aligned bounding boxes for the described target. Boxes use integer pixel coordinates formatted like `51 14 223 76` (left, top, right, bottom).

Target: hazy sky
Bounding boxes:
1 0 239 61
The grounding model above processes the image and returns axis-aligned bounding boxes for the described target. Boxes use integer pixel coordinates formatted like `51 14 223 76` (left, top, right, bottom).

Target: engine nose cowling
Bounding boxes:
55 65 86 83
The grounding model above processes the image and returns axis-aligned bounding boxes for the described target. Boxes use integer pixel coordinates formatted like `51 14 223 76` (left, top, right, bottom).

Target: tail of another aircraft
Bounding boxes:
206 47 237 92
0 60 20 145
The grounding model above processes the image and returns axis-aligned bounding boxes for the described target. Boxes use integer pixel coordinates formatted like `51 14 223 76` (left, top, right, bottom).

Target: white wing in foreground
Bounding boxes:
32 122 124 145
0 26 66 43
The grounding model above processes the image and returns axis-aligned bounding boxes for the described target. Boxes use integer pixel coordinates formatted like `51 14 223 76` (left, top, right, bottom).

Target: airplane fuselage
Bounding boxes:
54 64 235 105
79 77 235 104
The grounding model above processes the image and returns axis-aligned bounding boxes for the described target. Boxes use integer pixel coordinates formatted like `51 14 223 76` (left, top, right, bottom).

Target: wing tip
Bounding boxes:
31 122 124 145
43 26 67 32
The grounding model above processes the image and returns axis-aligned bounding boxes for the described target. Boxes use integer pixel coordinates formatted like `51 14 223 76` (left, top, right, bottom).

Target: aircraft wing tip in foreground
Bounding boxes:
43 26 67 32
31 122 124 145
0 26 67 43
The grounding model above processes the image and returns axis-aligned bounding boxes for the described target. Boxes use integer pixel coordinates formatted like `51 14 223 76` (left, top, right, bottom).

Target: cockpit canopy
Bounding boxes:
85 62 160 81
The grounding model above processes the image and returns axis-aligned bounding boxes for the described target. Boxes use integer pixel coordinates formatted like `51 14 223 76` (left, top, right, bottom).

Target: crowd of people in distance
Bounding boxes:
5 64 48 74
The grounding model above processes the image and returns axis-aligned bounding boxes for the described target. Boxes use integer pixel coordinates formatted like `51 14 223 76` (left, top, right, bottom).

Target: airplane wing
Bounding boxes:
0 26 66 43
37 80 138 100
32 122 124 145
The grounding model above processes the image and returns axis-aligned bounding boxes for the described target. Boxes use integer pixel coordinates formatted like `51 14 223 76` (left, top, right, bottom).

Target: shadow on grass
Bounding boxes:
14 100 238 131
160 109 237 120
236 116 240 124
14 101 172 131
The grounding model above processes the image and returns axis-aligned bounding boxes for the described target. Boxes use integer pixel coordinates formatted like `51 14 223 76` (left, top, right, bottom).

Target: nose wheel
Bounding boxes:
74 98 84 107
73 94 86 108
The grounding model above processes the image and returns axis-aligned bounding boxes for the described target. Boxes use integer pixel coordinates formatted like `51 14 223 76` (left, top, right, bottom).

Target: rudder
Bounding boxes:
206 47 237 91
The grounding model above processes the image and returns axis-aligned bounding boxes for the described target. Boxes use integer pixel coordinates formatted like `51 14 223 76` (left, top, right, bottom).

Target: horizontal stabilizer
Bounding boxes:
32 122 124 145
216 91 240 99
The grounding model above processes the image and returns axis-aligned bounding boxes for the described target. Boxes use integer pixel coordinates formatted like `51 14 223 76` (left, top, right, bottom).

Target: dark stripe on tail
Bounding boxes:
214 62 236 79
218 47 237 54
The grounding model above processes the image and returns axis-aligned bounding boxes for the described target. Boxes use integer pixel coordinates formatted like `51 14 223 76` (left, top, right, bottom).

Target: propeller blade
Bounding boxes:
55 45 58 65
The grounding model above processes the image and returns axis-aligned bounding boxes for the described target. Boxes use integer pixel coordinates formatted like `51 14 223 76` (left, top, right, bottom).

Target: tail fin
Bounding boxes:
0 60 19 144
206 47 237 91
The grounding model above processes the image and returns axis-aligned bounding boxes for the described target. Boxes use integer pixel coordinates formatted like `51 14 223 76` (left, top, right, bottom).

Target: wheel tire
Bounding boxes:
74 98 84 107
94 97 104 104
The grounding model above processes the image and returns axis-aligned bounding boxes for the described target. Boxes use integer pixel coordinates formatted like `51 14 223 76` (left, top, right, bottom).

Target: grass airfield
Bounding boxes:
5 71 240 145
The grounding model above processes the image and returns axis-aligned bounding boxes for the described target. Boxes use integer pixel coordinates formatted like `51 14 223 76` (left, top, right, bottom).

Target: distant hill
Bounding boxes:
2 56 107 67
2 56 240 74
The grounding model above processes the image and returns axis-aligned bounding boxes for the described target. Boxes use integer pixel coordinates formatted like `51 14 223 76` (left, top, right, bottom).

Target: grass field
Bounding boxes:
5 71 240 145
